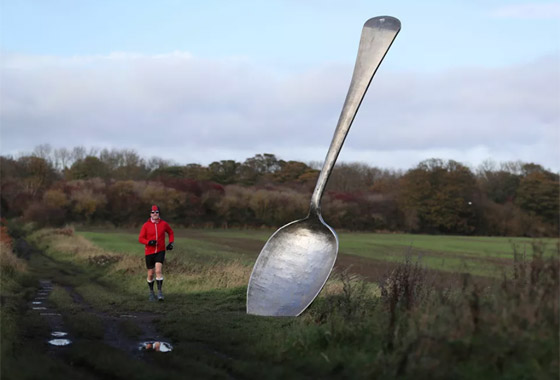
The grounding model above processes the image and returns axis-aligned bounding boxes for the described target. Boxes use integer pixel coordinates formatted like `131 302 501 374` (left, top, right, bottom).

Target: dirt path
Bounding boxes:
61 283 165 355
18 238 174 364
6 235 252 379
31 280 68 355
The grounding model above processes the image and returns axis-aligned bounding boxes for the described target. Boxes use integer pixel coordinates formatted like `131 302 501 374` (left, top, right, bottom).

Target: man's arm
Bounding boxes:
167 223 174 244
138 224 149 245
166 223 175 250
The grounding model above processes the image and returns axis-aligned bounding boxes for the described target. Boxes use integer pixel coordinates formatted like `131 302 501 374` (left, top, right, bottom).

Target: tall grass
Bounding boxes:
0 224 26 276
0 221 31 373
0 241 26 276
279 245 559 378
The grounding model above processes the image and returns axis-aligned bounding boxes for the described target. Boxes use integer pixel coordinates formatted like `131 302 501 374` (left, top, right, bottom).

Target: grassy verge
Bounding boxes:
0 223 100 379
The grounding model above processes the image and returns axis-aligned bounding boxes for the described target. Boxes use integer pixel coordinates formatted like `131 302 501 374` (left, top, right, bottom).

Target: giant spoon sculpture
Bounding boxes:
247 16 401 316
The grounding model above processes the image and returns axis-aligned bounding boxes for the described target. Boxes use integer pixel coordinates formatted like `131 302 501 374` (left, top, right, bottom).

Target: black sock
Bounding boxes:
147 279 154 291
156 279 163 291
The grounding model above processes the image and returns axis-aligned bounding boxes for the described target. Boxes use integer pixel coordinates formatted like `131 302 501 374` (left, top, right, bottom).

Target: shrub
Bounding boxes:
23 202 67 227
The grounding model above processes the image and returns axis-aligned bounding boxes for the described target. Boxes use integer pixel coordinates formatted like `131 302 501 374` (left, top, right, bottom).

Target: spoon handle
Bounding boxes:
309 16 401 214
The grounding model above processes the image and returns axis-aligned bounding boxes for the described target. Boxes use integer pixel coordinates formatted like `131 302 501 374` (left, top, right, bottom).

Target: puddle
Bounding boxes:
51 331 68 337
33 307 47 310
41 313 62 316
138 341 173 352
32 301 42 305
119 314 137 318
48 339 72 346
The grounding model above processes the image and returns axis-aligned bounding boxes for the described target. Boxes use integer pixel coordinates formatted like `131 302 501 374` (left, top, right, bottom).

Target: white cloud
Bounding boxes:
490 2 560 19
1 51 559 172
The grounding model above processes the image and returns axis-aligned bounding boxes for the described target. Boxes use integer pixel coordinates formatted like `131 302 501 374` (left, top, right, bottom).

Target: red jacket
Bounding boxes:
138 218 174 256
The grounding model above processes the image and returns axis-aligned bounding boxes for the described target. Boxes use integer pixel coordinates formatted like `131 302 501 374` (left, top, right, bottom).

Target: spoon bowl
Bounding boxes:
247 16 401 317
247 213 337 316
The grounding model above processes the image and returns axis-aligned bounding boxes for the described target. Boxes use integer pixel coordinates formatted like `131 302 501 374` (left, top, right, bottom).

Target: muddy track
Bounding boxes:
61 284 164 356
12 236 248 379
19 238 172 361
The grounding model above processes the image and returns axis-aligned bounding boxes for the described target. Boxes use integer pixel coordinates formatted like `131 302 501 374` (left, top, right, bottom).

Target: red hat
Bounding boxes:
151 205 160 213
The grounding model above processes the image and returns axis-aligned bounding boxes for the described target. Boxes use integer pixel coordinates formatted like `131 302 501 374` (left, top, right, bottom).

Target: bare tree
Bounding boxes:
32 144 53 162
53 147 72 171
147 156 174 171
72 146 87 162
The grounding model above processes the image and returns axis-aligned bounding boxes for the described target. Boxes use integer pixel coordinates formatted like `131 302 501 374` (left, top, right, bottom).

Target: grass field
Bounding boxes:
78 228 559 277
1 225 558 379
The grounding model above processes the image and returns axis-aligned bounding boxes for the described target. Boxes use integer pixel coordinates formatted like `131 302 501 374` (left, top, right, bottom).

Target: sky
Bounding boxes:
1 0 559 172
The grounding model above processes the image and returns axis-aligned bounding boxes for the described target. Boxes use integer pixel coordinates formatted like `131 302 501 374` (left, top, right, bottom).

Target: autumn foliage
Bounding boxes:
0 146 558 236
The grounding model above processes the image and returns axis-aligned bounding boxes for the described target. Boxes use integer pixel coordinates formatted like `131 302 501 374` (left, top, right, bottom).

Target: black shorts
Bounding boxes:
145 250 165 269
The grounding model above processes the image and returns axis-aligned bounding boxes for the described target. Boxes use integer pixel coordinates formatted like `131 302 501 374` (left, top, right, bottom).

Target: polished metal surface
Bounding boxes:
247 16 401 317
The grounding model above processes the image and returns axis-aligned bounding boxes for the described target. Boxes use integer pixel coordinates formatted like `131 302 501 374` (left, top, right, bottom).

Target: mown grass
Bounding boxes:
2 225 559 379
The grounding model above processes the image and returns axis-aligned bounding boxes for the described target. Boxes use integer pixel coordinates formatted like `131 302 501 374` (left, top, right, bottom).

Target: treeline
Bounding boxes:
1 145 558 236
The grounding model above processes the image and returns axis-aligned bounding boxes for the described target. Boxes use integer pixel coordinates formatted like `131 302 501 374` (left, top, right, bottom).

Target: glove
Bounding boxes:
166 243 174 250
148 240 157 246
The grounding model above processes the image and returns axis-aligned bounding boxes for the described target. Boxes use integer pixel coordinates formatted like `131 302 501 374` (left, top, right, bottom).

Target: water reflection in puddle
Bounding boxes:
48 339 72 346
138 341 173 352
37 282 71 347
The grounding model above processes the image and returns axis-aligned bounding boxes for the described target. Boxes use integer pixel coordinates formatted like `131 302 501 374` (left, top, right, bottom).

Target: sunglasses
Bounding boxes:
151 211 160 214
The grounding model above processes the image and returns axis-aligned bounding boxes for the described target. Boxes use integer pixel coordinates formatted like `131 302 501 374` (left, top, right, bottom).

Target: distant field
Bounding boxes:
339 232 559 276
77 228 559 278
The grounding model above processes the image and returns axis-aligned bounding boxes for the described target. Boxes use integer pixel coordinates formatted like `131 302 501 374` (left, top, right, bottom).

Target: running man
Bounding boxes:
138 205 174 301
